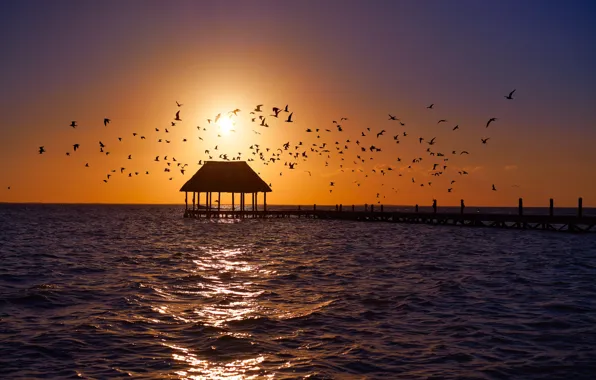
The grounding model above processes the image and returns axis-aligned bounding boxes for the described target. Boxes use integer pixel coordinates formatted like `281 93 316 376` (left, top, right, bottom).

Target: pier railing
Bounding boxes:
183 197 595 233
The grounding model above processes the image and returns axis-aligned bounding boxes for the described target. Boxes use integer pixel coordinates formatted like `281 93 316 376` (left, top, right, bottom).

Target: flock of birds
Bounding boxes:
19 89 519 203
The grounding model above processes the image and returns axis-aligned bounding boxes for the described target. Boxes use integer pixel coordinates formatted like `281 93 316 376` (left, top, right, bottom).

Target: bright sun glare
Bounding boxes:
217 116 234 135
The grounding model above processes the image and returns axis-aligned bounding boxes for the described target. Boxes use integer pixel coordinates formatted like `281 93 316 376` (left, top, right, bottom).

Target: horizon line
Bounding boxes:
0 201 593 209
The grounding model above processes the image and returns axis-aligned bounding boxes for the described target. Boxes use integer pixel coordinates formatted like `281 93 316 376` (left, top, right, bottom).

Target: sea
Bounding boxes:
1 204 596 379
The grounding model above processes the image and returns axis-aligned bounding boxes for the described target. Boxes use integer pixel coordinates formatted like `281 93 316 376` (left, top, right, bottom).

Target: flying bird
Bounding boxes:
285 112 294 123
176 101 183 107
70 121 77 128
505 89 516 100
486 118 497 128
175 110 181 121
39 146 45 154
104 118 110 126
427 104 434 109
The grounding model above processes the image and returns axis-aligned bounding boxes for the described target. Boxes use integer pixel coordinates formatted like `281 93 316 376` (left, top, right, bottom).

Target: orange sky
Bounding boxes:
1 2 596 207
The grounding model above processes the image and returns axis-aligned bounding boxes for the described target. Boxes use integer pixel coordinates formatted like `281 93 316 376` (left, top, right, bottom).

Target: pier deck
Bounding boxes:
183 209 596 233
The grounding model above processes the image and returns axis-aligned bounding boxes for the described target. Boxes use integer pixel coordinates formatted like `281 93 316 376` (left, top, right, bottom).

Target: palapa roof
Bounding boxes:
180 161 272 193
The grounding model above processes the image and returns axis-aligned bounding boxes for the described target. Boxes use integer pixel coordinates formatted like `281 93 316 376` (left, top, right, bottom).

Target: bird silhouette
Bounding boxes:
176 101 183 107
73 144 79 151
427 104 434 109
285 113 294 123
505 89 516 100
70 121 77 128
175 111 181 121
104 118 110 126
481 138 490 144
486 118 497 127
38 146 45 154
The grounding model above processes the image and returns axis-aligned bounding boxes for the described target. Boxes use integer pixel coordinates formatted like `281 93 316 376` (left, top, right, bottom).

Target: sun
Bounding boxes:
217 116 234 135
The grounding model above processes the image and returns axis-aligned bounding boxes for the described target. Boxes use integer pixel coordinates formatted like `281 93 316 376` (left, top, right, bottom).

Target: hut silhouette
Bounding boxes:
180 161 272 215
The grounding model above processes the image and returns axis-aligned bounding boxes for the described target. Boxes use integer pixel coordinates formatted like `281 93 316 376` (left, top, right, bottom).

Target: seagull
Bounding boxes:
39 146 45 154
70 121 77 128
427 103 434 109
505 89 516 100
492 184 497 191
437 119 447 124
452 125 459 131
175 110 181 121
73 144 79 151
285 112 294 123
388 114 398 121
176 101 183 107
254 104 263 112
103 118 110 126
481 138 490 144
486 118 497 128
460 151 469 155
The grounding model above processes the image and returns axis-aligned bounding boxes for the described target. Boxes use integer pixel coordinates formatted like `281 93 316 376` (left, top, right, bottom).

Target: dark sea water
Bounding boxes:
1 204 596 379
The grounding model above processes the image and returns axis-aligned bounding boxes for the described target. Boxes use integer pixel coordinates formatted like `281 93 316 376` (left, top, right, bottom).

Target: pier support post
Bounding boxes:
415 204 419 213
371 205 375 212
352 205 355 212
381 205 384 212
518 198 523 216
264 192 267 212
549 198 554 217
578 197 583 218
217 192 221 213
232 193 235 213
185 192 188 210
460 199 465 215
192 192 195 211
314 204 317 211
340 204 343 212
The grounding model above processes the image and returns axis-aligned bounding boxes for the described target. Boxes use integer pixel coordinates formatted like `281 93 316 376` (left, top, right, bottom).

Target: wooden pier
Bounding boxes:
183 198 596 233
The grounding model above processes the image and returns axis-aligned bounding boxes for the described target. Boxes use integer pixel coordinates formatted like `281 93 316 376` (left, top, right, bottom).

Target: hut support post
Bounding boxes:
255 192 258 212
579 197 583 218
198 193 201 216
518 198 523 216
232 193 235 213
185 192 188 210
192 192 195 211
217 192 221 213
264 192 267 212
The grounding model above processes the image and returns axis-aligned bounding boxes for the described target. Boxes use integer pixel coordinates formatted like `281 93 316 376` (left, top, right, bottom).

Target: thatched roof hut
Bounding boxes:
180 161 271 214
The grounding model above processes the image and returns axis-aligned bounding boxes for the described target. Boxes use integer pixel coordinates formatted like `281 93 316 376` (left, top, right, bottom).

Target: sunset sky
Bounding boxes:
1 0 596 206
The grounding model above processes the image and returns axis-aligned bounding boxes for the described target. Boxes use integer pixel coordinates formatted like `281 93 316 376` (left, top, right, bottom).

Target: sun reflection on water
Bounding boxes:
154 248 272 378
